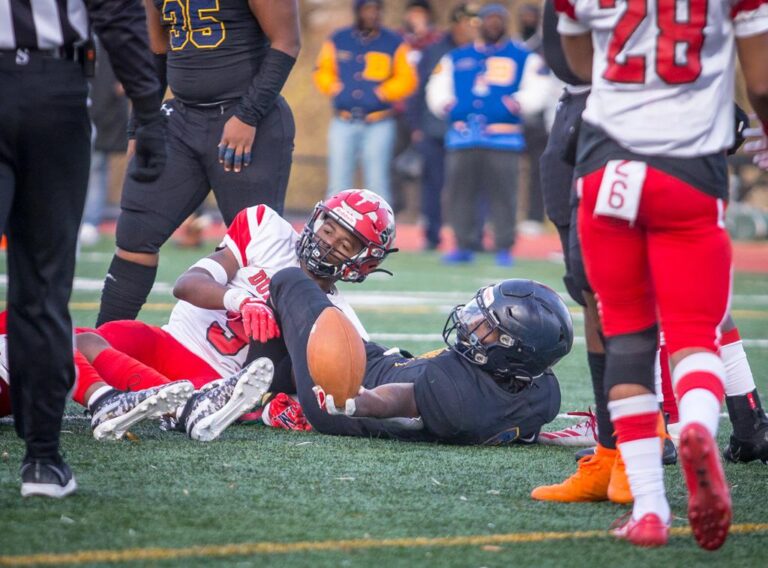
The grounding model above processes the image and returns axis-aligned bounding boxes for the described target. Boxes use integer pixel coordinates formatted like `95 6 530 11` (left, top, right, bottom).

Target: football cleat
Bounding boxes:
723 400 768 464
91 381 194 441
679 422 732 551
607 451 633 504
611 512 669 547
262 393 312 431
20 459 77 498
185 358 274 442
531 444 616 502
539 410 598 447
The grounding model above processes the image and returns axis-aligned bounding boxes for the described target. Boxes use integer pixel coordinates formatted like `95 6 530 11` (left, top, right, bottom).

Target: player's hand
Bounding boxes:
239 298 280 343
312 385 361 417
218 116 256 173
130 114 166 182
743 126 768 170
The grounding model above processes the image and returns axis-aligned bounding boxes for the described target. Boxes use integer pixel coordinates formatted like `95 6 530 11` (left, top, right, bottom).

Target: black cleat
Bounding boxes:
723 425 768 464
723 391 768 464
20 459 77 498
662 437 678 466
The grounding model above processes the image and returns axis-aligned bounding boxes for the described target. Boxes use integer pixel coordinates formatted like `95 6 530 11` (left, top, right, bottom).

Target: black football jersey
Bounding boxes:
155 0 269 104
359 343 561 445
541 0 587 87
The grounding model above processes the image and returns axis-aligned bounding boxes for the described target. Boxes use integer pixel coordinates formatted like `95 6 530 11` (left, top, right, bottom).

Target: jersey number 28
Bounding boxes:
600 0 706 85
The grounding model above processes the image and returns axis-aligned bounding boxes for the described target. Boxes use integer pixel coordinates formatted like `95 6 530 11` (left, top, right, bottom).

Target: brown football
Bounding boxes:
306 307 366 403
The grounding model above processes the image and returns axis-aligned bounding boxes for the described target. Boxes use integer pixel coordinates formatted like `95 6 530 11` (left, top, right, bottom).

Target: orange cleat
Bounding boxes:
679 422 732 551
531 444 616 502
612 512 669 547
607 451 633 504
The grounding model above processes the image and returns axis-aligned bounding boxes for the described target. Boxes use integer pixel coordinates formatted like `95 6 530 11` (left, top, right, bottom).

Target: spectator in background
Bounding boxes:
426 3 549 266
517 4 550 237
80 43 129 247
314 0 418 205
411 3 478 250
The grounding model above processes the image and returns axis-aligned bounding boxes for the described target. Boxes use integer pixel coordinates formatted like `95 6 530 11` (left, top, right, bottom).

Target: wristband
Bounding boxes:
191 258 228 285
223 288 252 313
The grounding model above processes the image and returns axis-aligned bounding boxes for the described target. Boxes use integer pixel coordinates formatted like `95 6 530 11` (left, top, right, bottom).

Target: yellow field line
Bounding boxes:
1 523 766 566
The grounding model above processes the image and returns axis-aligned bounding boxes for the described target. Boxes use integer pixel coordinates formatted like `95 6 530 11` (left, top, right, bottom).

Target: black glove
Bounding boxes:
128 95 166 182
729 103 750 156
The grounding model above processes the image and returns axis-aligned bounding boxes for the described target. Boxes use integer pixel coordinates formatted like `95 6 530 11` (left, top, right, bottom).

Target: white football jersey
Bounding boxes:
164 205 368 378
557 0 768 156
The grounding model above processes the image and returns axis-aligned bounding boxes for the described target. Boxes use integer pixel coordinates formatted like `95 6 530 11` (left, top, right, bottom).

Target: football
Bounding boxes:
306 307 366 403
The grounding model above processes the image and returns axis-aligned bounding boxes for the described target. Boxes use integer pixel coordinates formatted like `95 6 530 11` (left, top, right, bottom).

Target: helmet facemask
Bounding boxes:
296 202 392 284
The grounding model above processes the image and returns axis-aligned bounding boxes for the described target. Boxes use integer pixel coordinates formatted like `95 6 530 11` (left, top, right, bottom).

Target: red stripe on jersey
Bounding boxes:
554 0 578 21
256 204 266 225
731 0 766 17
226 209 252 267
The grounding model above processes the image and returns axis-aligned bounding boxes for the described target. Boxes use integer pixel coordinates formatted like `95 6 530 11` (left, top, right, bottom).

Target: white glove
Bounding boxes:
312 385 359 417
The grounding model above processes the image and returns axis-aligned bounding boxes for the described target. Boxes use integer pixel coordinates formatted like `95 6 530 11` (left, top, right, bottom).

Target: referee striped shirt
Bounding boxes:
0 0 88 50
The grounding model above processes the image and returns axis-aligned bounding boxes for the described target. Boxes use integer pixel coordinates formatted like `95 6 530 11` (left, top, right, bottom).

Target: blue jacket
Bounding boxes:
432 40 537 151
314 27 417 120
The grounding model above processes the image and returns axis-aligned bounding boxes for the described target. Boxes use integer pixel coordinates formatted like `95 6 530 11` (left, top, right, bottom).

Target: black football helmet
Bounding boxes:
442 279 574 381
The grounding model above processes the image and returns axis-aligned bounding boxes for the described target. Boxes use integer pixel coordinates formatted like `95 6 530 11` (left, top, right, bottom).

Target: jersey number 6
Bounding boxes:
600 0 706 85
162 0 226 50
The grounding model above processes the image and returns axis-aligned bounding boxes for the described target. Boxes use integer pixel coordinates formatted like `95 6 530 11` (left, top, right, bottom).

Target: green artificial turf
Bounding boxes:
0 238 766 567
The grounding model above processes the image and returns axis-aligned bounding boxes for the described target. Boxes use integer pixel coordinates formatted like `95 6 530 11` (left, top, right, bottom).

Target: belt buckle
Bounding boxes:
15 48 30 65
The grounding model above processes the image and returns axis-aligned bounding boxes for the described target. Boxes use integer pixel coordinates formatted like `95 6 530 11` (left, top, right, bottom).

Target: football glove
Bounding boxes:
312 385 358 416
240 298 280 343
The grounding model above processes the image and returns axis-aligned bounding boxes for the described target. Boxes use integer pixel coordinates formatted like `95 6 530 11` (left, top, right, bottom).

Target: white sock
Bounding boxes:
721 340 756 396
678 388 721 437
619 438 670 524
87 385 114 409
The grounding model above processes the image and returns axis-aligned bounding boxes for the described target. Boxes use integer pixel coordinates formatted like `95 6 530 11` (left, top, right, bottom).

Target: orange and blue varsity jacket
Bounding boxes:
313 26 418 122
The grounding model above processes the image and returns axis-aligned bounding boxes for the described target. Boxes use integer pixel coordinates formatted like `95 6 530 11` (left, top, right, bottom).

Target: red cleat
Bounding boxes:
612 512 669 547
679 422 732 551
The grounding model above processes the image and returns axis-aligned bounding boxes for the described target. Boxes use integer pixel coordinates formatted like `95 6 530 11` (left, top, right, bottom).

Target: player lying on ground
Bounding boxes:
0 190 396 441
198 267 573 445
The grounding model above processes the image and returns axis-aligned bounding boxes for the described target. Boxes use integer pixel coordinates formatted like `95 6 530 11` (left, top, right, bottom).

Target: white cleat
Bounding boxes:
91 381 195 441
186 358 274 442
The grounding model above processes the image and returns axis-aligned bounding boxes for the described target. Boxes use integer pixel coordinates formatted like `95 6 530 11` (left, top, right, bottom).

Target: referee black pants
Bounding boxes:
0 54 90 461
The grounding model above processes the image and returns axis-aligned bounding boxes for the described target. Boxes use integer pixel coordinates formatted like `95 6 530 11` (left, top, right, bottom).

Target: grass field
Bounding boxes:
1 236 767 567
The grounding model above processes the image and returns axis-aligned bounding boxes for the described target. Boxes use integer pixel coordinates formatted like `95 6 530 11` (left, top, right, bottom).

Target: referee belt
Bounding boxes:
0 46 80 64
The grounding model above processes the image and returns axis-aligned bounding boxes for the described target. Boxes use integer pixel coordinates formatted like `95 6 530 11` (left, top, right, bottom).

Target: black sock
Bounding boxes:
587 352 616 449
726 389 768 440
96 256 158 326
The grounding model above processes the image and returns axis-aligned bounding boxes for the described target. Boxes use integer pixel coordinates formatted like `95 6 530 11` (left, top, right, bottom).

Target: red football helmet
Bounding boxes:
296 189 397 283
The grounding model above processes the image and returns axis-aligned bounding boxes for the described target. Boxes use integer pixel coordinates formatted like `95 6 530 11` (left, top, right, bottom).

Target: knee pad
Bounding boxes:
115 212 167 254
604 325 659 393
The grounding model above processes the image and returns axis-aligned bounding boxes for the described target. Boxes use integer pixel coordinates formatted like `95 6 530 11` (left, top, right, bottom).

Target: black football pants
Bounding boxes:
0 54 90 461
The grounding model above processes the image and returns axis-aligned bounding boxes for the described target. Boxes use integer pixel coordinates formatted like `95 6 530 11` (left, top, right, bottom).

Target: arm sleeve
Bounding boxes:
732 0 768 37
88 0 161 113
313 39 340 96
235 47 297 127
425 55 455 119
376 43 419 103
515 52 551 117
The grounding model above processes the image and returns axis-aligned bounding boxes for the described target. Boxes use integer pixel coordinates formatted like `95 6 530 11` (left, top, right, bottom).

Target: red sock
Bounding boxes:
72 350 106 407
92 348 171 391
659 341 678 423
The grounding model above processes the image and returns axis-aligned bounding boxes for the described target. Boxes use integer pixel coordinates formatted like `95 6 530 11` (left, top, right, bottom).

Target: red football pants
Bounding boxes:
94 321 219 388
578 164 731 355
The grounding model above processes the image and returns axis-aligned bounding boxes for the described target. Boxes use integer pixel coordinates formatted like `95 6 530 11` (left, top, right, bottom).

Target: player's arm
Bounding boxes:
173 248 239 310
560 34 592 83
144 0 168 54
218 0 301 174
737 32 768 129
350 384 420 419
173 248 279 343
554 0 593 83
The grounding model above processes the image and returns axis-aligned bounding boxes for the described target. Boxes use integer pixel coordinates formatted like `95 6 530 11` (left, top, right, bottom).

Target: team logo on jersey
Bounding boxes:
161 103 174 116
